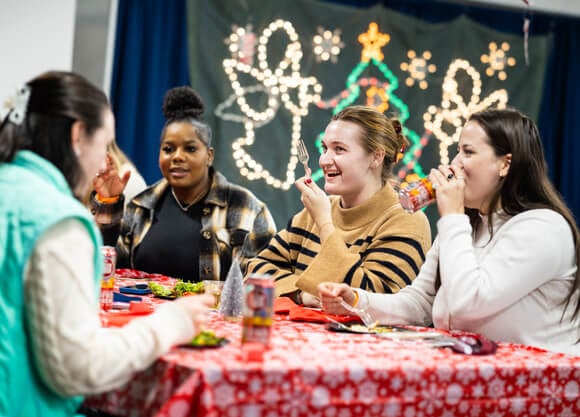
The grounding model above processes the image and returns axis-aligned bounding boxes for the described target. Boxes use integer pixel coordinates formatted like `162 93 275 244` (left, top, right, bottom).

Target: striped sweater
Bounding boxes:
246 185 432 297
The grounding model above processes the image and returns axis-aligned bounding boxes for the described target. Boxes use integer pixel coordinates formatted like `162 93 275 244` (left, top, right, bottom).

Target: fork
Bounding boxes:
325 315 353 331
339 299 378 328
297 138 311 177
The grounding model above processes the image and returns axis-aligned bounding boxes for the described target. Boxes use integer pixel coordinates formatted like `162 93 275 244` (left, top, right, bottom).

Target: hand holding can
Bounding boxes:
399 177 436 213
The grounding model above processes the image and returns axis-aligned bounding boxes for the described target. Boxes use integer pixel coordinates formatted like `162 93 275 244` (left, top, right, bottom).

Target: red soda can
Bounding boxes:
399 177 436 213
241 275 274 346
100 246 116 311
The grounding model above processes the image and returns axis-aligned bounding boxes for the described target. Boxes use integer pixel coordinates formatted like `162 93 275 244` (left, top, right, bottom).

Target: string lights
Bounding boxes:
481 41 516 80
358 22 391 63
217 19 517 189
312 22 426 181
313 27 345 63
400 50 437 90
423 59 508 165
222 19 323 189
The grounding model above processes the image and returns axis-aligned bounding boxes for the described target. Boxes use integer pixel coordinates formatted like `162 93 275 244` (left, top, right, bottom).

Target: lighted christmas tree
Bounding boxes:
312 22 427 184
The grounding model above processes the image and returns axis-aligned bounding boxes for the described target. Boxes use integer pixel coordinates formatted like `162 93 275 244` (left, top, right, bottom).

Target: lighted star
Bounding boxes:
481 42 516 81
400 50 437 90
358 22 390 63
366 86 389 113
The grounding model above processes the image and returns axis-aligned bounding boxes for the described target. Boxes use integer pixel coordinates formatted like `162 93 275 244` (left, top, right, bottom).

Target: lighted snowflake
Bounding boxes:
225 24 257 66
400 50 436 90
481 41 516 81
312 27 345 63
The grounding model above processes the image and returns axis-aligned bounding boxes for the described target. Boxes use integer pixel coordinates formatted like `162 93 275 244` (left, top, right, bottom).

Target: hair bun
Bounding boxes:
162 86 204 120
391 119 402 135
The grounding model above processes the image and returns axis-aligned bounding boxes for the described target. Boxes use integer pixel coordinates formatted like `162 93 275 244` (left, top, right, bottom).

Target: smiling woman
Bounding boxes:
92 86 277 282
246 105 432 304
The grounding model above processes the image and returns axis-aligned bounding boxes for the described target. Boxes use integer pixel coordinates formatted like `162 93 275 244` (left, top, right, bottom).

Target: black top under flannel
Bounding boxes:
93 168 277 281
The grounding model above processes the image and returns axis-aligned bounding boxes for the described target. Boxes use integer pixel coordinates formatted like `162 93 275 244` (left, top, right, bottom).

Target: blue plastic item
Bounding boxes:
119 284 151 296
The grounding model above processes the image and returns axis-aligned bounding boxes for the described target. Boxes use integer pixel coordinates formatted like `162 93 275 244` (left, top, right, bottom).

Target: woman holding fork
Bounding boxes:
246 105 432 305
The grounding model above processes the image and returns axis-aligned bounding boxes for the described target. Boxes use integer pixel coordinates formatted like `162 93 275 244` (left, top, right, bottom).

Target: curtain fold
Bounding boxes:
110 0 190 184
537 20 580 215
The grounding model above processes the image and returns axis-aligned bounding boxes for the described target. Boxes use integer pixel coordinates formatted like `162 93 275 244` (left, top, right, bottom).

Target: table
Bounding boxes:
86 306 580 417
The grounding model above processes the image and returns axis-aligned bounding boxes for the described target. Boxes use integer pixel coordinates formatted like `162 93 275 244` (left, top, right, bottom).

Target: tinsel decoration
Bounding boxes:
218 257 244 319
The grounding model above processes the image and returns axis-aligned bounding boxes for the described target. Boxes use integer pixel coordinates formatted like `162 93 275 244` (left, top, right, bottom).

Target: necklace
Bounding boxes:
171 187 208 212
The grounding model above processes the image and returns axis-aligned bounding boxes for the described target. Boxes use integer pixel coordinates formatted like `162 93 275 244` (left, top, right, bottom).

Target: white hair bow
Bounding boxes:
6 85 31 126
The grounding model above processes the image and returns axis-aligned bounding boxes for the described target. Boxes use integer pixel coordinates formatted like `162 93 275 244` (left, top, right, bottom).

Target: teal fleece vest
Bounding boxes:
0 151 103 417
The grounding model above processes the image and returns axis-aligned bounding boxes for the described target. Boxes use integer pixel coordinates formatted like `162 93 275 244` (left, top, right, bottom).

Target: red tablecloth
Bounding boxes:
86 289 580 417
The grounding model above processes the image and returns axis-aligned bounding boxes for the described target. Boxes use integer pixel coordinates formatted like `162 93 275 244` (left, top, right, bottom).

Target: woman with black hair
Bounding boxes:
93 86 276 282
0 71 213 416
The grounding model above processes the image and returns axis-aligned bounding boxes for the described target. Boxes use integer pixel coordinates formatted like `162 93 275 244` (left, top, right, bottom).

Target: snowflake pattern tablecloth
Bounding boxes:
86 270 580 417
86 316 580 417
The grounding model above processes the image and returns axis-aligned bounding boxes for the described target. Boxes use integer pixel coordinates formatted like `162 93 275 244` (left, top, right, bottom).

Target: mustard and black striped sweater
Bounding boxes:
246 185 432 297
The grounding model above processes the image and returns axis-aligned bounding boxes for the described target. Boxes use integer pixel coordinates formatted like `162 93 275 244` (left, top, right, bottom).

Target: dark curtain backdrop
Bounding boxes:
111 0 580 228
110 0 190 184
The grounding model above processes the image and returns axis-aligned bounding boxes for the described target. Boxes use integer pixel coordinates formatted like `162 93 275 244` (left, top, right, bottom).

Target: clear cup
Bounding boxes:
203 280 224 309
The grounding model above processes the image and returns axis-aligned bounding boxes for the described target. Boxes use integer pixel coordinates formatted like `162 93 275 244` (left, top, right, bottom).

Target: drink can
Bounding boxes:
100 245 116 311
241 274 274 346
399 177 436 213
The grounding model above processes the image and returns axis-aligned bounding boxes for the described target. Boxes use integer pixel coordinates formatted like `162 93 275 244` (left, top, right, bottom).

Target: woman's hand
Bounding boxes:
301 291 321 307
174 294 214 332
318 282 356 315
294 176 332 229
93 155 131 199
429 165 465 217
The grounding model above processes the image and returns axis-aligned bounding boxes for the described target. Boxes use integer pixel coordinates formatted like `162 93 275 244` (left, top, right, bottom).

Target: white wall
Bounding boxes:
0 0 76 118
1 0 578 121
73 0 116 97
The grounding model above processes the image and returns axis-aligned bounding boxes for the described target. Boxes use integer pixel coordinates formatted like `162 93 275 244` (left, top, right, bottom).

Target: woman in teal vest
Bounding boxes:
0 71 213 417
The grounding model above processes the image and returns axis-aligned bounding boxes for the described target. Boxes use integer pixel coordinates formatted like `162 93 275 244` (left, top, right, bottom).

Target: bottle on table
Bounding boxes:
100 245 116 311
241 275 274 347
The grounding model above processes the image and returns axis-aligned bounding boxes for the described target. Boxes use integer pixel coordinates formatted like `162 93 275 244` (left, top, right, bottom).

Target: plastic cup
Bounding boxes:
203 280 224 309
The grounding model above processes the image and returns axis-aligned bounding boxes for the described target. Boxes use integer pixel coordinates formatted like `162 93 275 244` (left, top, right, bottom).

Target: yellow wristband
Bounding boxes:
95 193 120 204
352 291 360 307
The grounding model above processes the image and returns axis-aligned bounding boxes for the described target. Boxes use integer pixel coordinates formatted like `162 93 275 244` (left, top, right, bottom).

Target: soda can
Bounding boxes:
100 246 117 311
241 274 274 346
399 177 436 213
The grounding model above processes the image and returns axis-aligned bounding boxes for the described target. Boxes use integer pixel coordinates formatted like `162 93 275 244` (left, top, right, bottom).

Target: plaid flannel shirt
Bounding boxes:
93 168 276 281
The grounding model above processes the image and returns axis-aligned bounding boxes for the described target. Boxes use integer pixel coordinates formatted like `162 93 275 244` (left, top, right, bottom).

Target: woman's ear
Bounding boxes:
499 153 512 177
207 147 215 166
70 120 84 157
372 149 385 168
